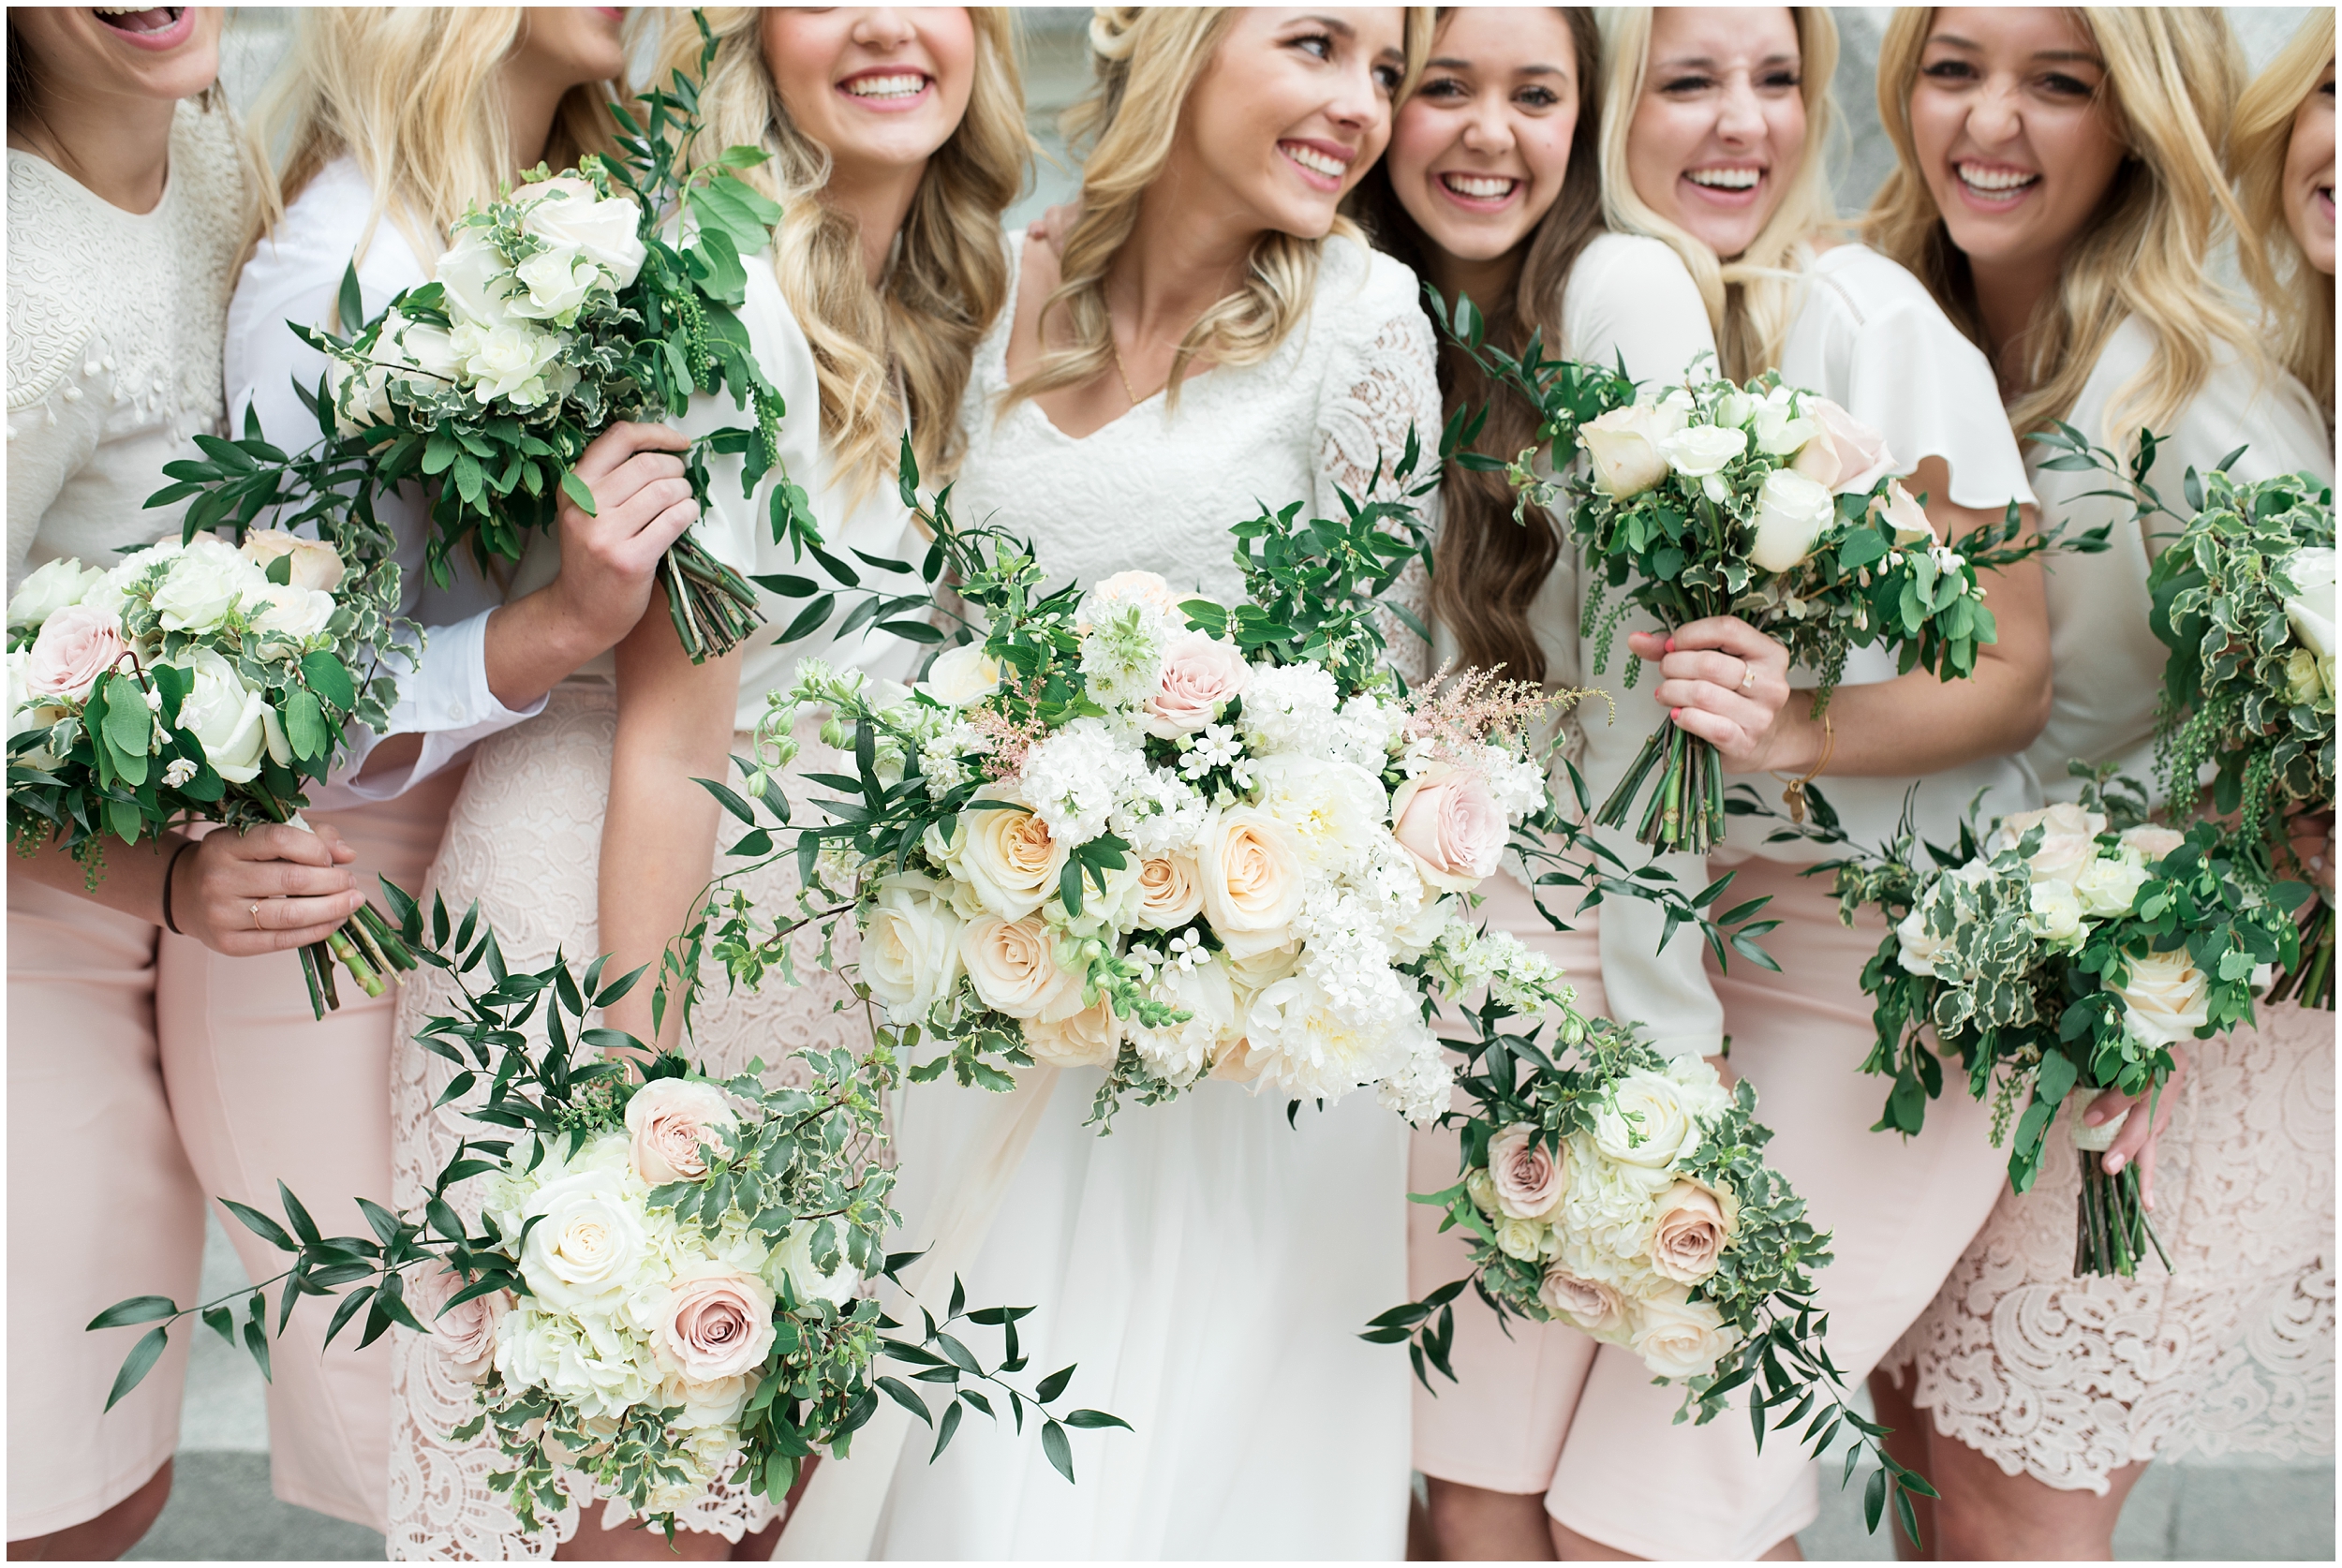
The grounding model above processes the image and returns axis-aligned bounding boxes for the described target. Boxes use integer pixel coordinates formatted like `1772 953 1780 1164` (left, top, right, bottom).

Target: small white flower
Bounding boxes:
162 757 198 788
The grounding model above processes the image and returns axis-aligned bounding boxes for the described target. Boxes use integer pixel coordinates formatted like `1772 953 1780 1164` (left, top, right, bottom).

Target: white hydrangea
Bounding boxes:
1375 1015 1455 1126
1107 765 1209 856
1239 969 1414 1101
1239 661 1343 757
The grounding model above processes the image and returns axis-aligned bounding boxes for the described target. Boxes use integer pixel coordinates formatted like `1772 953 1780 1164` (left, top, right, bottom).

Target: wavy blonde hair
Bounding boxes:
2231 8 2335 436
653 9 1028 491
1594 6 1840 380
1864 7 2261 446
248 8 616 285
1004 6 1434 413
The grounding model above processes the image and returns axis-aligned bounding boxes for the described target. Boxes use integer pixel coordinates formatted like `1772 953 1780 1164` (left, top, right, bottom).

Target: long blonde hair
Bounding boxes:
248 8 616 280
656 8 1028 488
1864 7 2260 445
1004 6 1434 412
1594 6 1841 380
2231 8 2335 435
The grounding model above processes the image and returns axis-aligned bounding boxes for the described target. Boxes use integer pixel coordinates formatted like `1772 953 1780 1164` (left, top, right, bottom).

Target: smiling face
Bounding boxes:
1386 7 1581 264
761 7 977 193
1172 7 1409 242
508 7 626 92
2285 59 2336 275
1907 8 2127 278
1624 6 1806 259
7 6 223 106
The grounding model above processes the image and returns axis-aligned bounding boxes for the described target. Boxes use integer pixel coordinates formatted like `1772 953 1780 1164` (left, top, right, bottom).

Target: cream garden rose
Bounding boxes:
239 529 347 592
1538 1266 1628 1338
1789 396 1893 493
2072 849 2150 919
515 174 647 287
860 873 965 1023
2112 948 2211 1047
1628 1287 1740 1378
771 1220 861 1308
413 1264 510 1383
175 647 275 783
1645 1179 1737 1285
1591 1069 1705 1176
7 558 102 628
938 793 1068 919
1577 402 1679 499
1196 806 1305 957
1489 1123 1565 1220
1132 851 1206 930
922 641 1001 707
518 1167 651 1315
1656 422 1747 480
1746 467 1837 574
625 1078 737 1187
150 549 260 634
1869 479 1934 546
959 913 1083 1021
1988 802 2107 888
1024 992 1122 1069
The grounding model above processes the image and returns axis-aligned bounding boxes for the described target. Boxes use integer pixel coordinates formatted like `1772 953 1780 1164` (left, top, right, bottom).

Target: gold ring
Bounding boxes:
250 902 262 928
1741 662 1757 690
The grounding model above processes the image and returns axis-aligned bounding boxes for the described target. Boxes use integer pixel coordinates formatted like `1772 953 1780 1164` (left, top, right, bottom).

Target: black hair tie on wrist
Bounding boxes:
161 838 199 936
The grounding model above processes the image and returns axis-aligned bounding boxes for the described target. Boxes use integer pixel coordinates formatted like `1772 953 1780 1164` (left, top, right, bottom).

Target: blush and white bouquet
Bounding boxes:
1366 956 1926 1539
150 25 816 662
1440 300 2089 853
1826 786 2304 1276
89 895 1123 1531
719 470 1576 1129
7 525 416 1013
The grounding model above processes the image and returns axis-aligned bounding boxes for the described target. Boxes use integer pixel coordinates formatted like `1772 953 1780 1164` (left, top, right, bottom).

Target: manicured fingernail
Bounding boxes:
1666 637 1678 653
2084 1109 2105 1125
2105 1153 2126 1174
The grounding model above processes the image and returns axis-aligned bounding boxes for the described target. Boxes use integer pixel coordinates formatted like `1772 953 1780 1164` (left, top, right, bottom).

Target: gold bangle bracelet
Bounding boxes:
1777 713 1834 825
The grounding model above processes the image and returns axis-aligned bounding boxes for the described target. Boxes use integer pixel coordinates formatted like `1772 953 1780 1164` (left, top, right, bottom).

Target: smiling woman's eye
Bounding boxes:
1515 84 1562 111
1417 74 1470 99
1920 56 1979 83
1372 61 1403 94
2036 70 2097 99
1757 67 1802 92
1658 72 1714 96
1290 31 1334 61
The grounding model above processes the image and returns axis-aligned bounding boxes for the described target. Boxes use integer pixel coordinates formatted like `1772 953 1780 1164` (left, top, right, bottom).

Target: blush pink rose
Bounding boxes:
651 1261 778 1383
626 1078 737 1186
1488 1123 1565 1220
412 1264 511 1383
1389 763 1507 892
1538 1267 1627 1336
24 603 130 702
1645 1179 1739 1284
1791 397 1896 494
1145 633 1250 737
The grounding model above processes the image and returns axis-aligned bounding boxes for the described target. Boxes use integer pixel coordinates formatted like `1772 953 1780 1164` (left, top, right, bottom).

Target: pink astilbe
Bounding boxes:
1404 660 1598 761
967 684 1052 783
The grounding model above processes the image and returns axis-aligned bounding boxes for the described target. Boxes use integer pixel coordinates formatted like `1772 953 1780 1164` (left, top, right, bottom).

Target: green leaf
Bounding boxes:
1041 1419 1075 1484
285 688 329 764
221 1197 298 1252
1034 1363 1075 1403
86 1295 179 1332
877 1375 933 1427
928 1397 965 1461
300 650 358 713
337 261 364 335
1061 1409 1130 1430
103 1326 171 1412
559 469 598 516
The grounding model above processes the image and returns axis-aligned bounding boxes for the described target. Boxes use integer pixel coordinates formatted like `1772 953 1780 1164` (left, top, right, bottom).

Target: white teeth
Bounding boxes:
1442 173 1517 199
1282 143 1347 178
845 74 926 98
1685 167 1760 190
1955 163 2038 193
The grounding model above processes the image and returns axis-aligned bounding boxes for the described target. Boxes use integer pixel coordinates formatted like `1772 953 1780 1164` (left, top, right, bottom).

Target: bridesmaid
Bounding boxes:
2233 8 2334 438
1508 8 2053 1559
385 7 1026 1559
196 8 696 1539
1861 8 2334 1558
838 7 1439 1560
1347 8 1782 1560
4 8 298 1558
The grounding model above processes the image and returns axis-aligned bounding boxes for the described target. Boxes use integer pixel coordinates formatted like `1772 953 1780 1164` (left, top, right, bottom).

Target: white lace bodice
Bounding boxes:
951 234 1443 678
7 99 247 590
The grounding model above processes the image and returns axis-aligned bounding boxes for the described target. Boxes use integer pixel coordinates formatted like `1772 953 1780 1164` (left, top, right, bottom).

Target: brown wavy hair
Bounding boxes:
1350 7 1604 686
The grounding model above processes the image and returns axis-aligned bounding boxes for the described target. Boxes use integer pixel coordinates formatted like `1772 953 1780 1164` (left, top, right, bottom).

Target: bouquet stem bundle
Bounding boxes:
2072 1148 2170 1279
1604 707 1732 854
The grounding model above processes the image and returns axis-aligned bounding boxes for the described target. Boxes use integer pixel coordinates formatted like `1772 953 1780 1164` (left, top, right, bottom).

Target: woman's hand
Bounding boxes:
2083 1045 2188 1210
2287 807 2334 895
1626 616 1807 774
1024 200 1078 253
484 422 703 712
173 823 365 958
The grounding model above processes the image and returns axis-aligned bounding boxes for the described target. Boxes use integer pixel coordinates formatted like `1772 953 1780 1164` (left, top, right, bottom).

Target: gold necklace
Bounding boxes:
1106 330 1145 407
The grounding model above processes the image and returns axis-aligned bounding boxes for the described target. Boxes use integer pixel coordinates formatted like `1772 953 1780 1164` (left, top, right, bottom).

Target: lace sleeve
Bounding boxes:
1314 291 1443 687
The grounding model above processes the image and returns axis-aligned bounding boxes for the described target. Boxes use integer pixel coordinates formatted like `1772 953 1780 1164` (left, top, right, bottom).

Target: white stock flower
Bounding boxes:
1019 717 1146 847
1240 970 1409 1100
861 873 965 1025
1746 467 1836 574
7 558 102 628
173 647 272 783
1238 661 1343 757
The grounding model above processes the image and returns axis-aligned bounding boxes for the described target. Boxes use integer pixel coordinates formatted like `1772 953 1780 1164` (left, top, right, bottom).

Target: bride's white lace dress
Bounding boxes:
863 232 1443 1561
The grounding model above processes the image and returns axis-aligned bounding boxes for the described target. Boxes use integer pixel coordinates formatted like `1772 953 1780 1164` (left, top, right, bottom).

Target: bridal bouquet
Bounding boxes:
704 452 1579 1130
6 526 416 1013
148 22 813 662
1827 790 2304 1275
88 893 1123 1531
1368 964 1932 1538
2144 467 2335 1007
1439 302 2078 854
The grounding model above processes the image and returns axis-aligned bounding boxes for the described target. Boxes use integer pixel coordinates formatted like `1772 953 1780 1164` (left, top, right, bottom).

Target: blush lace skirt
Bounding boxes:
383 688 872 1559
1888 1001 2335 1492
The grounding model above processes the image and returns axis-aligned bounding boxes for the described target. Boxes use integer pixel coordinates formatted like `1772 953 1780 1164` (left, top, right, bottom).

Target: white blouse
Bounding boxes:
509 240 926 731
2023 317 2334 805
1596 242 2038 1059
230 156 540 806
7 101 245 590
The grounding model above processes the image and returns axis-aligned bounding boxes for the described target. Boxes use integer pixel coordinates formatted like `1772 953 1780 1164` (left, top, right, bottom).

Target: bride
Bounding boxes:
810 7 1442 1561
